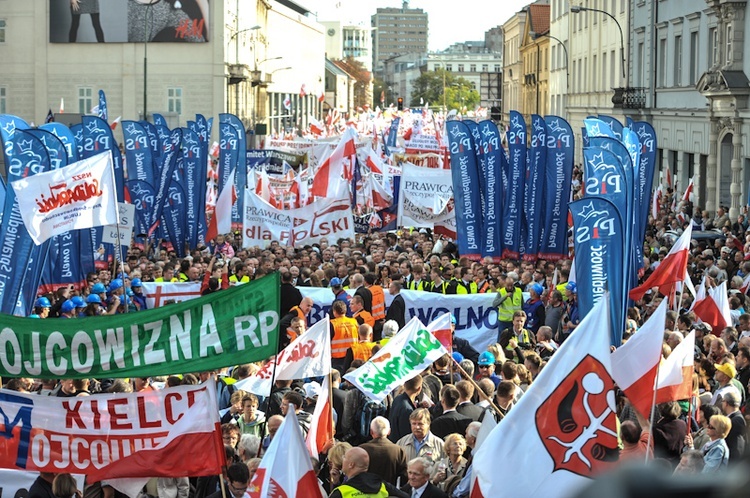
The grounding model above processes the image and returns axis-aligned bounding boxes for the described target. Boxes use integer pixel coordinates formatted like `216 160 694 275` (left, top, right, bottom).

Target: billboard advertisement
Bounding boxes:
49 0 209 43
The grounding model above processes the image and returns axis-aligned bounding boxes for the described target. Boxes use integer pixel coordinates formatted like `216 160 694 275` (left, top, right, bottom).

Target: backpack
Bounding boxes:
357 396 387 439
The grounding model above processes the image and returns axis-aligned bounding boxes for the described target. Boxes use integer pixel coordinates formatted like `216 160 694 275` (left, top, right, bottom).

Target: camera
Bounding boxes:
215 254 225 268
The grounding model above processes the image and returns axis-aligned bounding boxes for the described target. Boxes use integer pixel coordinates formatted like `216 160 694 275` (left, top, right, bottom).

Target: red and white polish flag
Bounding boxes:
250 407 326 498
205 166 236 242
693 281 732 331
311 127 358 198
305 375 333 458
629 224 692 301
610 299 668 418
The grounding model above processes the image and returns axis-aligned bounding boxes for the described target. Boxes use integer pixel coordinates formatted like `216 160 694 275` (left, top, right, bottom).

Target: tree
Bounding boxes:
410 69 479 110
332 57 373 109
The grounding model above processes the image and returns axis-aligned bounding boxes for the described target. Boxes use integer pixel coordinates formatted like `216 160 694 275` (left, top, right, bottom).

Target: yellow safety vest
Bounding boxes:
337 483 388 498
497 287 523 322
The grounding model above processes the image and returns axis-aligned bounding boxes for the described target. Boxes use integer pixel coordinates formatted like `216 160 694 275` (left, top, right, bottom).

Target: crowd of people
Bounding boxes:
14 180 750 496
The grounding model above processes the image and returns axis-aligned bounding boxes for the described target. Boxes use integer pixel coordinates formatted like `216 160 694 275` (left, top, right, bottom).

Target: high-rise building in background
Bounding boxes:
371 1 428 78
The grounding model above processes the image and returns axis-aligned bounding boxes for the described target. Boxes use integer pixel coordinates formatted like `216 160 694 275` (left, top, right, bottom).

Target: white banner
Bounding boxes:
12 151 118 245
398 162 455 229
0 470 84 496
234 316 331 396
344 317 449 402
299 287 394 325
243 189 354 248
142 281 202 308
400 290 499 355
102 202 135 245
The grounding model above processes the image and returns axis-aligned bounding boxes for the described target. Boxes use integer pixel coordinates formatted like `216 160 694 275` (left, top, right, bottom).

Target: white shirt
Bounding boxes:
411 481 429 498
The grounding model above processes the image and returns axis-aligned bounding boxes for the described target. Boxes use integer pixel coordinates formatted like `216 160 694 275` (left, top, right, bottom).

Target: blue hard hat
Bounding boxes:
131 278 143 287
117 272 129 280
71 296 86 308
35 297 51 308
92 283 107 294
329 277 342 287
566 281 577 293
126 288 134 297
478 351 496 366
60 300 77 314
450 313 457 324
452 352 464 363
531 283 544 296
109 278 124 291
86 294 102 304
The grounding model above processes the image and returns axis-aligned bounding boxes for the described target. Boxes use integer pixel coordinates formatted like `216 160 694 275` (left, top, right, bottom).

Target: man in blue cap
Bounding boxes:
130 278 148 310
30 297 51 319
522 283 545 334
560 281 580 343
330 276 352 317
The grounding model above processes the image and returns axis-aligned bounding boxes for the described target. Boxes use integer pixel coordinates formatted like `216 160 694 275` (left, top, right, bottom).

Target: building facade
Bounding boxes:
0 0 325 139
626 0 750 218
519 2 550 121
371 1 428 77
502 8 527 124
320 20 373 71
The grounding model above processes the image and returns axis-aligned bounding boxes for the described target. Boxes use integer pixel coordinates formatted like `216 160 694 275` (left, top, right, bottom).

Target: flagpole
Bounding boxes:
643 354 662 463
452 358 504 421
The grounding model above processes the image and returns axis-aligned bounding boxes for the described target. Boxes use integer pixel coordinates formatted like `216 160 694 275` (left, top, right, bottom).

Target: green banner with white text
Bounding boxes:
0 273 280 379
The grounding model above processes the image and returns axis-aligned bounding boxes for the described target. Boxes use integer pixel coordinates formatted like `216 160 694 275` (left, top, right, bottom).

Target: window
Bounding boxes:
168 87 182 114
602 52 608 88
610 50 616 86
0 87 5 114
658 38 667 86
457 64 464 72
593 55 598 90
434 64 441 70
726 24 732 64
446 64 452 71
0 19 5 43
494 64 501 72
482 64 488 72
690 31 699 84
470 64 476 72
637 42 645 87
78 87 93 114
709 27 718 65
674 35 682 86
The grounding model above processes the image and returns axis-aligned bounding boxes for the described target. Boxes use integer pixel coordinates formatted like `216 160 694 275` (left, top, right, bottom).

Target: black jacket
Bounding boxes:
452 337 479 365
330 472 408 498
431 410 472 440
727 410 746 462
280 282 302 315
401 482 448 498
456 401 484 422
388 392 417 442
386 294 406 329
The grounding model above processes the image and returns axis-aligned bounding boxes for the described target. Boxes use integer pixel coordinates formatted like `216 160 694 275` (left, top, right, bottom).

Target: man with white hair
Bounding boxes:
360 416 408 485
400 457 448 498
666 331 684 350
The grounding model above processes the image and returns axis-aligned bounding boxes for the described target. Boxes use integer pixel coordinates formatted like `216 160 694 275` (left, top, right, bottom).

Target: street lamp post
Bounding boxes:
530 31 569 90
570 5 626 86
139 0 162 120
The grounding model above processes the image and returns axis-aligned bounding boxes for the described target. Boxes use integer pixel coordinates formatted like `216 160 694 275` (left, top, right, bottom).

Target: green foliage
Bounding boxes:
410 69 480 110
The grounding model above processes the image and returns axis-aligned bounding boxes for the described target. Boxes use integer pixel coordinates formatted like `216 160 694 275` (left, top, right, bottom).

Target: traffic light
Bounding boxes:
397 97 403 110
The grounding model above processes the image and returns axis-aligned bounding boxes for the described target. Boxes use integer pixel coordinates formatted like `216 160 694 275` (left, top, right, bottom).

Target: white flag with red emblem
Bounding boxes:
249 407 326 498
472 297 617 498
234 316 331 396
610 299 667 418
305 375 333 458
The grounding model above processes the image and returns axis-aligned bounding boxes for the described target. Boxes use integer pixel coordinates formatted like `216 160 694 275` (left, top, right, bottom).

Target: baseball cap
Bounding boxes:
714 363 737 379
478 351 495 366
329 277 342 287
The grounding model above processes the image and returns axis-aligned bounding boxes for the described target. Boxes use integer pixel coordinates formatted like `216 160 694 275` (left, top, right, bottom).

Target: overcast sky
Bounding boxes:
308 0 533 51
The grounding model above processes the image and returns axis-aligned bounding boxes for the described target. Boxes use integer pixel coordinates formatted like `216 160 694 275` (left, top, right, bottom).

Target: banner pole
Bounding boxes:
452 358 504 421
219 474 228 498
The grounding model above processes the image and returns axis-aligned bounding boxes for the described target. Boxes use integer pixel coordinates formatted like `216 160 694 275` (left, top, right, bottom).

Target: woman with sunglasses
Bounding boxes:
684 414 732 473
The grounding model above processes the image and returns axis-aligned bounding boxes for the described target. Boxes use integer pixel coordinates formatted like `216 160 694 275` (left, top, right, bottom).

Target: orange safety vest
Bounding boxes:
331 316 359 358
370 285 386 321
354 310 375 328
286 306 306 343
350 341 376 362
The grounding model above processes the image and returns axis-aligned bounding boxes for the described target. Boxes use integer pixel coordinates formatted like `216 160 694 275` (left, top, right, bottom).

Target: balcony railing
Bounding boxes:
612 87 647 109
